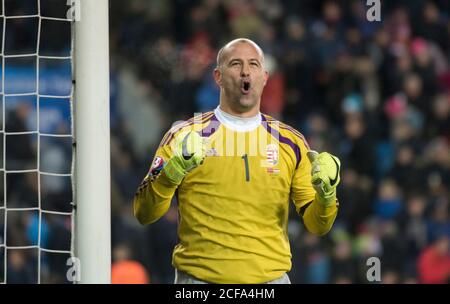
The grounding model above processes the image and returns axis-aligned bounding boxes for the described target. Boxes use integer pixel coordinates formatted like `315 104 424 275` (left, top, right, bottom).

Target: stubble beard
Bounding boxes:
225 89 259 113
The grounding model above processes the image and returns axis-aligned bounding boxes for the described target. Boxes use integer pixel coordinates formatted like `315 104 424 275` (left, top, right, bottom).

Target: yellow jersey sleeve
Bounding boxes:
133 134 177 225
282 123 338 236
290 136 316 212
133 112 215 225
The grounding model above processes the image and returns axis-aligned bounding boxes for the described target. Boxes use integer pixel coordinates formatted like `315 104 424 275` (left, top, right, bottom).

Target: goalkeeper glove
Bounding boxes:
307 150 341 207
163 130 206 185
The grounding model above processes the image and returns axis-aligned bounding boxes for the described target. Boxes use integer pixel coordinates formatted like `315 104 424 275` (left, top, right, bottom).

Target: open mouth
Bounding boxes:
241 81 251 94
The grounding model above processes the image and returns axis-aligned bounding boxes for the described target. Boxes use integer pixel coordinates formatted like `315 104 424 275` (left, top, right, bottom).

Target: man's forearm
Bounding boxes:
133 172 178 225
302 195 338 236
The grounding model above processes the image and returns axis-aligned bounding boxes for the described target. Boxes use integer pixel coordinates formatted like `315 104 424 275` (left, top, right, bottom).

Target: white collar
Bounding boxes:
214 106 261 132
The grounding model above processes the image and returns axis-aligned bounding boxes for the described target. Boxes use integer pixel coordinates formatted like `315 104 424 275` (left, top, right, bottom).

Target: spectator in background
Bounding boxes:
196 66 221 113
417 235 450 284
281 16 315 125
416 2 449 54
337 166 372 234
112 243 150 284
7 251 36 284
426 198 450 244
330 229 358 283
379 220 406 282
374 178 404 221
5 104 35 170
145 204 179 284
398 193 429 279
422 138 450 201
426 94 449 140
260 55 285 119
297 233 331 284
341 112 376 178
390 144 420 192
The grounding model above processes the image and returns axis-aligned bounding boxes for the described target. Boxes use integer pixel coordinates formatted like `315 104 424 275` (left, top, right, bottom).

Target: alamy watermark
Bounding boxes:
66 0 81 21
66 257 81 282
170 113 281 169
366 257 381 282
366 0 381 22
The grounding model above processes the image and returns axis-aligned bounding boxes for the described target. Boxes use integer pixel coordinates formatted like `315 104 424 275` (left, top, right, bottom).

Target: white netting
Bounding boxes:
0 0 75 283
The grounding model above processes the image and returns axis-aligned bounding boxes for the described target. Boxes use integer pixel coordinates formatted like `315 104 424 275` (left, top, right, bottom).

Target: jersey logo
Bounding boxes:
206 148 219 157
266 144 279 166
266 167 280 175
329 156 340 186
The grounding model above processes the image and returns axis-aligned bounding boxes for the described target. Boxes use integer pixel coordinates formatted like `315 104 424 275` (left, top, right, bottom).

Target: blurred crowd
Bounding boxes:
109 0 450 284
1 0 450 284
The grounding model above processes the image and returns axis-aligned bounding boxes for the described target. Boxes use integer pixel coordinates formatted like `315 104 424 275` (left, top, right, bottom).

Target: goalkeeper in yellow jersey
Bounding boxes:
134 38 341 284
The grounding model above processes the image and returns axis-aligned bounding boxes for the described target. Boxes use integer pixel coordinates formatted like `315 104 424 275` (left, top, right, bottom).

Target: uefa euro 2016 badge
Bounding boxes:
149 156 165 179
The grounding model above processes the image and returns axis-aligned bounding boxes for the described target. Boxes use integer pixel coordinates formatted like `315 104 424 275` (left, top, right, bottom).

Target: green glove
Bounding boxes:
164 130 206 185
307 150 341 207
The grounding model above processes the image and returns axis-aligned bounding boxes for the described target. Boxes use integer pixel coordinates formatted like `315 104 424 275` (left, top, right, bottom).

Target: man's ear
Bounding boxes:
213 67 222 86
263 70 269 86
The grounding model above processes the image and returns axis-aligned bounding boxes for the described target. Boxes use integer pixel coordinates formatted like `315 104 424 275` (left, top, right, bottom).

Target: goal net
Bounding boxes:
0 0 75 283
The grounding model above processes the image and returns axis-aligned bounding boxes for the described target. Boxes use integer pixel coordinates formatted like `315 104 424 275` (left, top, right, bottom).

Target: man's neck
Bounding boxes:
214 106 261 132
219 100 260 118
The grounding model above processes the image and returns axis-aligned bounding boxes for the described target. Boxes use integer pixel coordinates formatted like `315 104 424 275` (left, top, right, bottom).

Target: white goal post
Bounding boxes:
74 0 111 284
0 0 111 284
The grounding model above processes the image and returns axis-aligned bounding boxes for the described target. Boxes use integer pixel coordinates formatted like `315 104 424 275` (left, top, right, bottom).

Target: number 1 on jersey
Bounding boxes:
241 154 250 182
